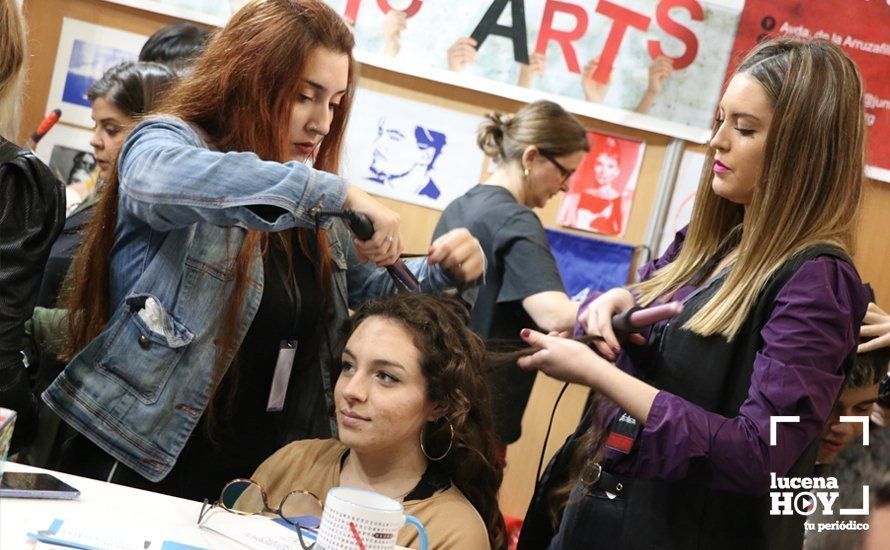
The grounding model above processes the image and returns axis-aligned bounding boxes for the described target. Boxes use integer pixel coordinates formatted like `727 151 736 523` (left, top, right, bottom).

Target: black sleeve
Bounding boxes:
0 139 66 449
494 210 565 303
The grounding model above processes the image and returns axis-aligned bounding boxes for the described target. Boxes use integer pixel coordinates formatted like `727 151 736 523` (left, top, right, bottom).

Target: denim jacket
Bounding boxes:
43 117 465 481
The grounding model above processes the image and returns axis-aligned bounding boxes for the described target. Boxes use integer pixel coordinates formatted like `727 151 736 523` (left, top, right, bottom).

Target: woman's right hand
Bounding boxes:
578 287 644 360
344 185 403 266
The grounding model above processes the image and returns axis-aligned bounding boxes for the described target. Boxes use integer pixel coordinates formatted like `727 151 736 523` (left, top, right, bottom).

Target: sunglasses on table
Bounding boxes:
197 478 323 549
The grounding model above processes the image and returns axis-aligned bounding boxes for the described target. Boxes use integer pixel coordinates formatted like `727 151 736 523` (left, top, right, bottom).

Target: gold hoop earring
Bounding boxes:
421 419 454 462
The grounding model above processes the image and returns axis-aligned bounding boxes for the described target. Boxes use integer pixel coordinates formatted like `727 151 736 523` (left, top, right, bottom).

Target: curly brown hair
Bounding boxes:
350 293 507 550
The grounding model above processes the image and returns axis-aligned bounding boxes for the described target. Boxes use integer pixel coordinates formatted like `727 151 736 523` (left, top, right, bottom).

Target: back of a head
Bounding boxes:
0 0 27 138
476 100 589 166
846 347 890 390
139 22 210 74
87 61 176 120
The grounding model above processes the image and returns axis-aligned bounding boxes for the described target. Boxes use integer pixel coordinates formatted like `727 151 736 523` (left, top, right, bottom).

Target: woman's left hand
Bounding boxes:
428 228 485 284
517 329 610 387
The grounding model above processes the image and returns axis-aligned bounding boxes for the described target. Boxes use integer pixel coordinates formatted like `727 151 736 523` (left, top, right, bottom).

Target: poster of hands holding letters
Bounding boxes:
325 0 744 142
342 88 485 210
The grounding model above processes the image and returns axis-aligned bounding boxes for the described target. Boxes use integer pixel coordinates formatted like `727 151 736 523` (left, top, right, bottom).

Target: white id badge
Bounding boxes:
267 340 297 412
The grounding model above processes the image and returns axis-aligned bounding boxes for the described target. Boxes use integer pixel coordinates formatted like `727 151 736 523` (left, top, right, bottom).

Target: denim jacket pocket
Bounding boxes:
96 293 194 404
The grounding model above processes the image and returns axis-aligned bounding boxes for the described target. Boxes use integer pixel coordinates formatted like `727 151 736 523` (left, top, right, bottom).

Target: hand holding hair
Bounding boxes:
516 328 610 387
516 327 659 423
428 228 485 284
578 288 647 360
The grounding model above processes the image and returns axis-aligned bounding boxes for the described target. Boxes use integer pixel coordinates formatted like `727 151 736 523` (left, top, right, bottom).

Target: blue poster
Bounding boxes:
62 40 136 108
545 228 635 302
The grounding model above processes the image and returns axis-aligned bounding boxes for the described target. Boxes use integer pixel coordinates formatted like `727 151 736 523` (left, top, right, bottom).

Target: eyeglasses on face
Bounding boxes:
197 478 323 549
540 152 575 184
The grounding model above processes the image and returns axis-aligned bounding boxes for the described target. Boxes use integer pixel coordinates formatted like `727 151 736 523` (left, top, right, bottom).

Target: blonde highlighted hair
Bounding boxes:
0 0 27 139
635 38 865 340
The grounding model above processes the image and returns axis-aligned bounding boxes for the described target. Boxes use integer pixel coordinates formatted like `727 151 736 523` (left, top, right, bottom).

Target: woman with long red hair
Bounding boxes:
44 0 483 500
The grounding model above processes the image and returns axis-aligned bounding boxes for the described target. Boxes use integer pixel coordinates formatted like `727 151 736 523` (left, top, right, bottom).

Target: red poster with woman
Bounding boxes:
557 131 645 237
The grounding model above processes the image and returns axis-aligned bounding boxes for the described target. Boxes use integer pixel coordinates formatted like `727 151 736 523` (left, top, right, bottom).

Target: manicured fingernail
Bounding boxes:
521 329 531 338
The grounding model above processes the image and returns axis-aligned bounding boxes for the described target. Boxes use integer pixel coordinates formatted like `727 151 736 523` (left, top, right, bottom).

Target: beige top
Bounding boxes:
252 439 491 550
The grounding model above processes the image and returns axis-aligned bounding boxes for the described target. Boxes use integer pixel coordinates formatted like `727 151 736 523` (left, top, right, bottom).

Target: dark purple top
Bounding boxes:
576 227 869 495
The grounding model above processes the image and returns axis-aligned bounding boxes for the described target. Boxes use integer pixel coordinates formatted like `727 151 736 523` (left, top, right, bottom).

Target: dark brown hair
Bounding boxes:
485 334 613 526
350 294 507 550
87 61 175 118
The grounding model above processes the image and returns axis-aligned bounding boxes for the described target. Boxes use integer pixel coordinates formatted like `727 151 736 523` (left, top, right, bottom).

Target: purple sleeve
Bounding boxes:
632 257 868 495
573 226 689 338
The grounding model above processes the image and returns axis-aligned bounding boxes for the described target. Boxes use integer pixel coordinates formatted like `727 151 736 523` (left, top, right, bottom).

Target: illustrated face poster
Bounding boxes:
342 88 485 210
557 131 645 237
46 18 147 129
324 0 744 143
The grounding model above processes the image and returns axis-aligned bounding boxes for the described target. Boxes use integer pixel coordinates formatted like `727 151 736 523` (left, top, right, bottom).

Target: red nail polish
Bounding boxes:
521 329 531 338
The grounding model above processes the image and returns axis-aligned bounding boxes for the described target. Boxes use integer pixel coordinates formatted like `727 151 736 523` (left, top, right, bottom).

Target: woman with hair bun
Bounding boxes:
431 100 589 449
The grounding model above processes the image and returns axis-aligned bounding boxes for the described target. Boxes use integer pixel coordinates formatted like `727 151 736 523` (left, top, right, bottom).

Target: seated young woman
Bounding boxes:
251 293 506 549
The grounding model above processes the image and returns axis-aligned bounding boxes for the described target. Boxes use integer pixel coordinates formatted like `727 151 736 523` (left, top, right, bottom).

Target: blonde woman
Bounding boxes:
517 39 869 549
0 0 65 450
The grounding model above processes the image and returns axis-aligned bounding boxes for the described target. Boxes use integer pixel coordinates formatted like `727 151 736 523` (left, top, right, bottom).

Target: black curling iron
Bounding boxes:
314 208 421 292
